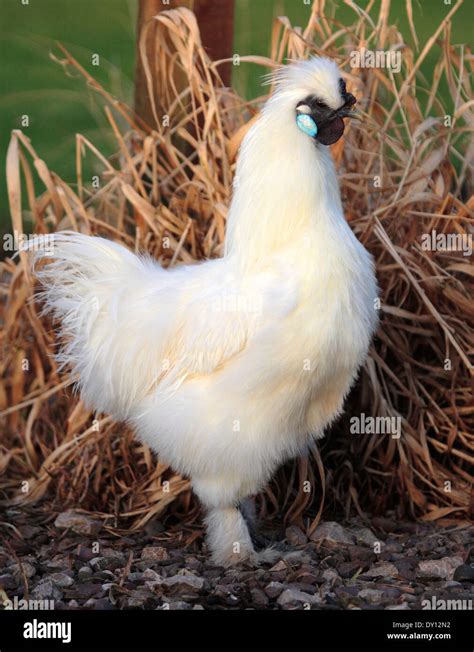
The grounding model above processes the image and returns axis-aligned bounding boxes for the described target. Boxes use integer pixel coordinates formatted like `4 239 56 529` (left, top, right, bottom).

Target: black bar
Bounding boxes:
0 609 472 650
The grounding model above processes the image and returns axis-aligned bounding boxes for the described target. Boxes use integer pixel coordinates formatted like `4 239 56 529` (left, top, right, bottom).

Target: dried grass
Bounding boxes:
1 2 473 535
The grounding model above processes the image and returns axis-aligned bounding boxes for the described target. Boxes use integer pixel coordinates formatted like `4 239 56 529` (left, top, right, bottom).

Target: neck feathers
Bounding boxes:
224 96 343 266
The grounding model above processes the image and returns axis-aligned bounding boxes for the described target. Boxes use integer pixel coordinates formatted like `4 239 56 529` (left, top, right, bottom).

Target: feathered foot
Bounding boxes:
205 505 255 566
204 503 285 567
246 545 282 567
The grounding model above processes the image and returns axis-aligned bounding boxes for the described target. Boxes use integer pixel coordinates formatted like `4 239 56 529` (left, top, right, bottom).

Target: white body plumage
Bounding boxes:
30 57 378 565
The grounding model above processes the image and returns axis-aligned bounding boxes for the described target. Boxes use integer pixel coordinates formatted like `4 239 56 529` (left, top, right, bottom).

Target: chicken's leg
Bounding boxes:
240 496 277 548
204 505 255 566
239 496 257 535
201 501 279 566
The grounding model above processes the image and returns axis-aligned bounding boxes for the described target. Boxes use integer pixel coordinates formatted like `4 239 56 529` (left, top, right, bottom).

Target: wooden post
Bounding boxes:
194 0 235 87
134 0 235 128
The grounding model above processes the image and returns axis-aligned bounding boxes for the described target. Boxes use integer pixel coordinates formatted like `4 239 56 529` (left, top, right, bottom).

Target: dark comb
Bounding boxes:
339 77 356 107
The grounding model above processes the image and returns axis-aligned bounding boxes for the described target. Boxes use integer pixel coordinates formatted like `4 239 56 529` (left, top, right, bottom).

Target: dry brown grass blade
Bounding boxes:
6 132 28 278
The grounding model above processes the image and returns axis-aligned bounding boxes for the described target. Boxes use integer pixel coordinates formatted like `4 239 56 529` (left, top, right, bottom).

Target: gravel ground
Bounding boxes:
1 509 473 610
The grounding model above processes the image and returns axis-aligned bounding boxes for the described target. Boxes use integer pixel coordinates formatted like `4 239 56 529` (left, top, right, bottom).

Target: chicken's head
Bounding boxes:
269 57 358 146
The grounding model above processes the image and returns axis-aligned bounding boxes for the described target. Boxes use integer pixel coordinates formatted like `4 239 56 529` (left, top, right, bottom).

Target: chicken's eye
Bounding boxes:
298 96 328 113
295 101 312 114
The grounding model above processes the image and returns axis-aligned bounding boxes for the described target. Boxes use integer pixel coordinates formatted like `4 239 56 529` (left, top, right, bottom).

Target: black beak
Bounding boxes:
335 93 359 119
338 108 359 119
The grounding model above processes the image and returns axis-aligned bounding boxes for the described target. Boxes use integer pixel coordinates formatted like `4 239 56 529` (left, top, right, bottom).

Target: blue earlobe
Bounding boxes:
296 114 318 138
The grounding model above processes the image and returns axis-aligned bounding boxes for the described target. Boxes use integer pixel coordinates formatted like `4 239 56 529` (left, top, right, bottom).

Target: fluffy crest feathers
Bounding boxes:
263 57 344 110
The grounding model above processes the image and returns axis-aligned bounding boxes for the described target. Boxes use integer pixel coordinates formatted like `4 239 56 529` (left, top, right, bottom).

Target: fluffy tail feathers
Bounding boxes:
29 232 165 419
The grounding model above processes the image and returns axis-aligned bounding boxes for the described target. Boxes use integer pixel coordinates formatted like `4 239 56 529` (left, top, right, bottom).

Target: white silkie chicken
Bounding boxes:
30 57 378 566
